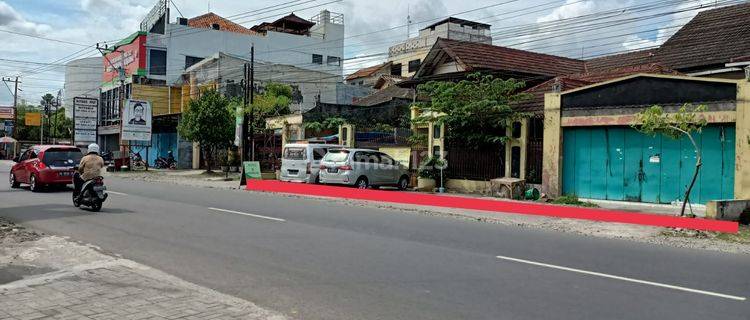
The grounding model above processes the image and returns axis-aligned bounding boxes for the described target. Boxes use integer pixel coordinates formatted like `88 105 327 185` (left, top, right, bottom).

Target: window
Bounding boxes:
42 148 82 167
313 148 327 160
283 147 306 160
432 146 441 158
353 152 368 163
512 121 522 139
185 56 203 69
408 59 421 73
149 49 167 76
379 153 394 166
341 127 348 142
433 123 441 139
327 56 341 66
390 63 402 76
312 54 323 64
323 150 349 162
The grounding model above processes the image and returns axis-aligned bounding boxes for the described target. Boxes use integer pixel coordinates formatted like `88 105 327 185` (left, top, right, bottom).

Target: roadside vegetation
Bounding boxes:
551 195 599 208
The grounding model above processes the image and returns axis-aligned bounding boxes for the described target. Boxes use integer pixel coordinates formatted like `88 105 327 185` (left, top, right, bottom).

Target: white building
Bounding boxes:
63 57 101 117
387 17 492 78
184 52 371 112
145 9 345 86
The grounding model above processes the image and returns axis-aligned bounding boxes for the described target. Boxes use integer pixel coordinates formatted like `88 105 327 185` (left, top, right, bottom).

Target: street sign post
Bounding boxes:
73 97 98 146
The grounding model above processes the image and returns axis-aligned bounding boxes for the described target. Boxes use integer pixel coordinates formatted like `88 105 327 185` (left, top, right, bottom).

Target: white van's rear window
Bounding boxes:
284 147 306 160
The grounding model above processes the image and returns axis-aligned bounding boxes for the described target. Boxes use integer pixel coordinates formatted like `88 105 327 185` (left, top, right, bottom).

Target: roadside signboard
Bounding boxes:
122 99 152 141
73 97 98 145
25 112 41 126
243 161 262 179
240 161 262 186
0 107 14 119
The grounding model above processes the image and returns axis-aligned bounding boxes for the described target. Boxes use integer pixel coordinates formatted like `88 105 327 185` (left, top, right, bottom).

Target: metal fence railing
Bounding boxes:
445 144 505 181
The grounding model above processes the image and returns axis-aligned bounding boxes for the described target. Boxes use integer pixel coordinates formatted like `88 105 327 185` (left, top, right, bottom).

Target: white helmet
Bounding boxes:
87 143 100 155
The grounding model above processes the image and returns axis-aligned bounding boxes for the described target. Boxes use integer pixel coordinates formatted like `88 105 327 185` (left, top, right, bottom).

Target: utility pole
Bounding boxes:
250 44 255 161
241 64 248 163
97 43 126 151
2 76 19 139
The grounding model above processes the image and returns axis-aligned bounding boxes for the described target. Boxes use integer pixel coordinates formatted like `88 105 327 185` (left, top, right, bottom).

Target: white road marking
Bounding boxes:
208 207 286 222
496 255 746 301
107 191 128 196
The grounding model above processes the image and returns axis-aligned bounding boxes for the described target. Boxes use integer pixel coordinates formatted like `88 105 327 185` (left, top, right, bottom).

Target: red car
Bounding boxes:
9 145 82 192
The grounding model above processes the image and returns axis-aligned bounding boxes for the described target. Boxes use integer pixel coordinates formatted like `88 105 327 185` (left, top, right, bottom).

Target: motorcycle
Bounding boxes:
155 152 176 169
72 172 108 212
131 152 146 171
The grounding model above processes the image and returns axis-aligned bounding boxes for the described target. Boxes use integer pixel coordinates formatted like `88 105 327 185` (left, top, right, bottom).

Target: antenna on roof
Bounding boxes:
207 0 210 13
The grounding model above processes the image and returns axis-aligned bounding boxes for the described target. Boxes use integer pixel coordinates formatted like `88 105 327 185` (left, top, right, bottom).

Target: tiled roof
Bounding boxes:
514 64 679 114
188 13 257 35
655 2 750 71
436 38 586 77
584 3 750 72
352 86 415 107
584 50 656 72
346 62 391 81
373 74 407 89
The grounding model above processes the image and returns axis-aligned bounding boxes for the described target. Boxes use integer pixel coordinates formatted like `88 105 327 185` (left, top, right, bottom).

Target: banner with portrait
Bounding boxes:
122 99 152 141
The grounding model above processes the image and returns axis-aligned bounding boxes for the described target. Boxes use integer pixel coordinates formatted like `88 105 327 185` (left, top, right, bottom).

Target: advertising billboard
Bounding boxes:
122 99 152 141
73 97 98 145
102 32 147 83
25 112 41 126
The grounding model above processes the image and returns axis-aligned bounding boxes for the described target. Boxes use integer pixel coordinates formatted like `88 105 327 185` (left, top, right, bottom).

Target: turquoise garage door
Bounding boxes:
562 126 735 204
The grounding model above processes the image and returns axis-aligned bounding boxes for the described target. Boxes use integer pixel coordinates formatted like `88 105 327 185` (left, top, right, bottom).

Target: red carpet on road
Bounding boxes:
245 180 738 233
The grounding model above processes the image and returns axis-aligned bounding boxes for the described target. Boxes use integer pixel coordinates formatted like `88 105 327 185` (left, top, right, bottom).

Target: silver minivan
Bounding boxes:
318 148 410 190
280 143 344 183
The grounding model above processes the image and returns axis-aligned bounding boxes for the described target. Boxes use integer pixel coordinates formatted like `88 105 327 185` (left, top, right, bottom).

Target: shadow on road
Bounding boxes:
0 203 135 224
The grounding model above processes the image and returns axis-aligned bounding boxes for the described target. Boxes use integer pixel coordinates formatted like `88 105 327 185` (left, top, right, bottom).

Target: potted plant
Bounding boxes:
417 156 446 192
218 153 229 173
228 150 239 172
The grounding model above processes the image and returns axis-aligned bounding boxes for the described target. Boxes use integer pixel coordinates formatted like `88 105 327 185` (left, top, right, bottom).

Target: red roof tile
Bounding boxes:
514 64 680 114
436 38 586 77
188 13 257 35
346 62 391 81
655 2 750 71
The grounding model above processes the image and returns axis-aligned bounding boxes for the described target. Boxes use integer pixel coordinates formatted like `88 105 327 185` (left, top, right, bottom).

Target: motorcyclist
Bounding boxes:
74 143 104 199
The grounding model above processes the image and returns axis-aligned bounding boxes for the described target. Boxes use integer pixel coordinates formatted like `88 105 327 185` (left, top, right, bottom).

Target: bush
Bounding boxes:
551 195 599 208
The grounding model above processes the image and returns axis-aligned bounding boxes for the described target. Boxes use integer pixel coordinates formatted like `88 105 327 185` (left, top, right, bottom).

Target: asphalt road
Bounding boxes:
1 161 748 320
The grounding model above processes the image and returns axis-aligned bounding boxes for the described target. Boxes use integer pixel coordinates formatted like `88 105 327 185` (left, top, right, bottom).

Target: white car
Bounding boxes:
280 143 344 183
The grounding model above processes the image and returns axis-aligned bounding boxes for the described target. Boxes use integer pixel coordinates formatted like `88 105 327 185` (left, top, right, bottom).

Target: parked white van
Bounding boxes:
280 143 344 183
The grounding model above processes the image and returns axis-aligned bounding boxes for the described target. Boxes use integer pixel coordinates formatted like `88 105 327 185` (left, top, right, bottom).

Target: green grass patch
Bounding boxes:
551 195 599 208
715 225 750 244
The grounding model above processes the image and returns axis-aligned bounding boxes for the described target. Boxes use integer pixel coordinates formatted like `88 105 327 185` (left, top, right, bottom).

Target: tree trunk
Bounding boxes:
676 128 702 217
203 146 213 173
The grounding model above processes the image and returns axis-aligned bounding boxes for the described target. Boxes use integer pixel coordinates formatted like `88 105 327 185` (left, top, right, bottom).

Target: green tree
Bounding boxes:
412 73 531 148
50 107 73 139
634 104 707 217
178 89 235 172
246 82 293 133
14 103 41 141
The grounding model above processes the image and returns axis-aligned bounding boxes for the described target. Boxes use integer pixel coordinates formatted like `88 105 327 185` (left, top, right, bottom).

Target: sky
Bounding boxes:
0 0 729 106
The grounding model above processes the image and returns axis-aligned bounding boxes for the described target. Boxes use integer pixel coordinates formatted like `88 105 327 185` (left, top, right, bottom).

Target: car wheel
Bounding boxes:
29 174 40 192
9 172 19 188
398 176 409 190
355 177 369 189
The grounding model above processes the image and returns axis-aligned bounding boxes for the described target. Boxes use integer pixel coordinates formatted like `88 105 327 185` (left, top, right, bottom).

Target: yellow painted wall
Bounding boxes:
736 81 750 199
542 93 562 197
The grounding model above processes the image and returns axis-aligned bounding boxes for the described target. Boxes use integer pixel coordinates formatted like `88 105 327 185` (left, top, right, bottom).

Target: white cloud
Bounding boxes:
0 0 50 34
